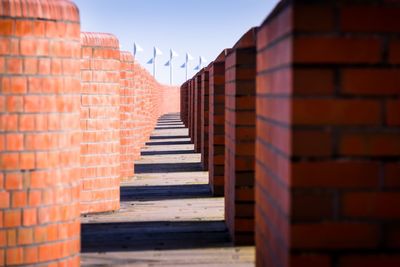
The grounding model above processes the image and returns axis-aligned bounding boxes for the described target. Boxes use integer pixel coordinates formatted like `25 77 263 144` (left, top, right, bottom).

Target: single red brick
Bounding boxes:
339 132 400 156
4 209 21 227
6 133 24 151
342 69 400 95
5 172 22 189
292 222 379 249
17 227 33 245
23 208 37 226
11 191 27 208
0 19 13 35
342 192 400 219
15 20 32 36
5 247 23 266
293 99 381 126
6 57 23 74
293 36 381 64
292 161 379 188
341 7 400 33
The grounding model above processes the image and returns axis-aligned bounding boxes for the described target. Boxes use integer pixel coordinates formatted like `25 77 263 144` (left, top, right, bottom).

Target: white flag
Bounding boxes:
146 58 154 64
170 49 179 58
154 46 163 57
180 62 186 68
134 42 143 56
164 60 170 66
186 52 194 61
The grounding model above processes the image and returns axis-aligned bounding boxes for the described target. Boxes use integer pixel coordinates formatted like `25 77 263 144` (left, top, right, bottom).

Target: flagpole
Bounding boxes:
185 55 188 80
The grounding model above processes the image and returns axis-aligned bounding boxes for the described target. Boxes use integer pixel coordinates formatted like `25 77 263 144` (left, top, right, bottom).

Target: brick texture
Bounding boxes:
208 49 229 196
225 28 257 245
80 32 121 214
180 81 188 127
0 0 81 266
201 68 210 170
194 72 202 153
255 1 400 266
120 51 137 180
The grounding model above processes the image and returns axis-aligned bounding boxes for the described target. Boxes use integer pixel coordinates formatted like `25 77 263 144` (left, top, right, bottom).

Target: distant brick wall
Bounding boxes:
201 69 210 170
225 28 257 245
80 32 120 214
180 82 188 127
0 0 81 265
194 73 202 153
255 1 400 266
120 51 137 179
189 79 195 143
162 86 180 115
208 50 229 196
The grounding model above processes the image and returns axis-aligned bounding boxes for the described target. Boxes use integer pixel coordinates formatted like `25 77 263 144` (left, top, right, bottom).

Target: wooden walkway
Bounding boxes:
80 113 255 266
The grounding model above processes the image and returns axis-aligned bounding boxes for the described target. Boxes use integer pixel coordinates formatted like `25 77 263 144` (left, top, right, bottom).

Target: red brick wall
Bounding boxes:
180 82 188 126
194 73 202 153
161 86 180 115
189 79 195 142
120 51 138 179
0 0 81 265
80 32 120 214
255 1 400 266
201 68 209 170
208 50 229 196
225 28 257 245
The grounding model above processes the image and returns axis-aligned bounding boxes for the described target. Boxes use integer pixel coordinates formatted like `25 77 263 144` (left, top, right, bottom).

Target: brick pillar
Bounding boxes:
181 82 188 127
188 81 192 138
201 68 210 170
225 28 257 245
209 49 229 196
120 51 137 181
190 79 195 142
0 1 81 265
194 72 202 153
80 32 120 214
256 1 400 266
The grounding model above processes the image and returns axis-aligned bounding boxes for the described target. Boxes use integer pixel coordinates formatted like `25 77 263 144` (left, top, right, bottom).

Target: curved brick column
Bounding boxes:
0 0 81 265
120 51 138 179
80 32 120 214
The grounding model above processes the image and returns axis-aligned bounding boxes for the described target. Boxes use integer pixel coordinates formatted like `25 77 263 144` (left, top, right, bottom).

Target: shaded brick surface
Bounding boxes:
225 28 257 246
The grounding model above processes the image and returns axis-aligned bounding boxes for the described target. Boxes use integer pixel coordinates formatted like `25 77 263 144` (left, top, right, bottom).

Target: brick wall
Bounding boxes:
208 50 229 196
225 28 257 245
120 51 138 179
0 0 81 265
194 72 202 153
161 86 180 115
255 1 400 266
189 79 195 142
80 32 120 214
201 68 210 170
180 81 188 127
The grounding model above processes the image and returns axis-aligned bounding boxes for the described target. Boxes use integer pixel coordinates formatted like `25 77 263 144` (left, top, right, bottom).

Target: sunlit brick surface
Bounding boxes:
80 32 121 214
0 0 81 265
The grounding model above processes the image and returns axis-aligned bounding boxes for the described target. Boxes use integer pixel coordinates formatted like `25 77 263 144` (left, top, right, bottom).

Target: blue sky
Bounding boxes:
74 0 279 85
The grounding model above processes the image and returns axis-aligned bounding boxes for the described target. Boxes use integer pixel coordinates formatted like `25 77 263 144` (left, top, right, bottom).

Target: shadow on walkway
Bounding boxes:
82 220 229 252
121 184 211 201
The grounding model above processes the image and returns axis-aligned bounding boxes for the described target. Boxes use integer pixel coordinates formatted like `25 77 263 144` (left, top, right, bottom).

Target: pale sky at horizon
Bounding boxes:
73 0 279 86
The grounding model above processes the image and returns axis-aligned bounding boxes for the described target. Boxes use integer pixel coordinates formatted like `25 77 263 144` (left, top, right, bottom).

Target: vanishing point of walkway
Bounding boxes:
80 113 255 266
